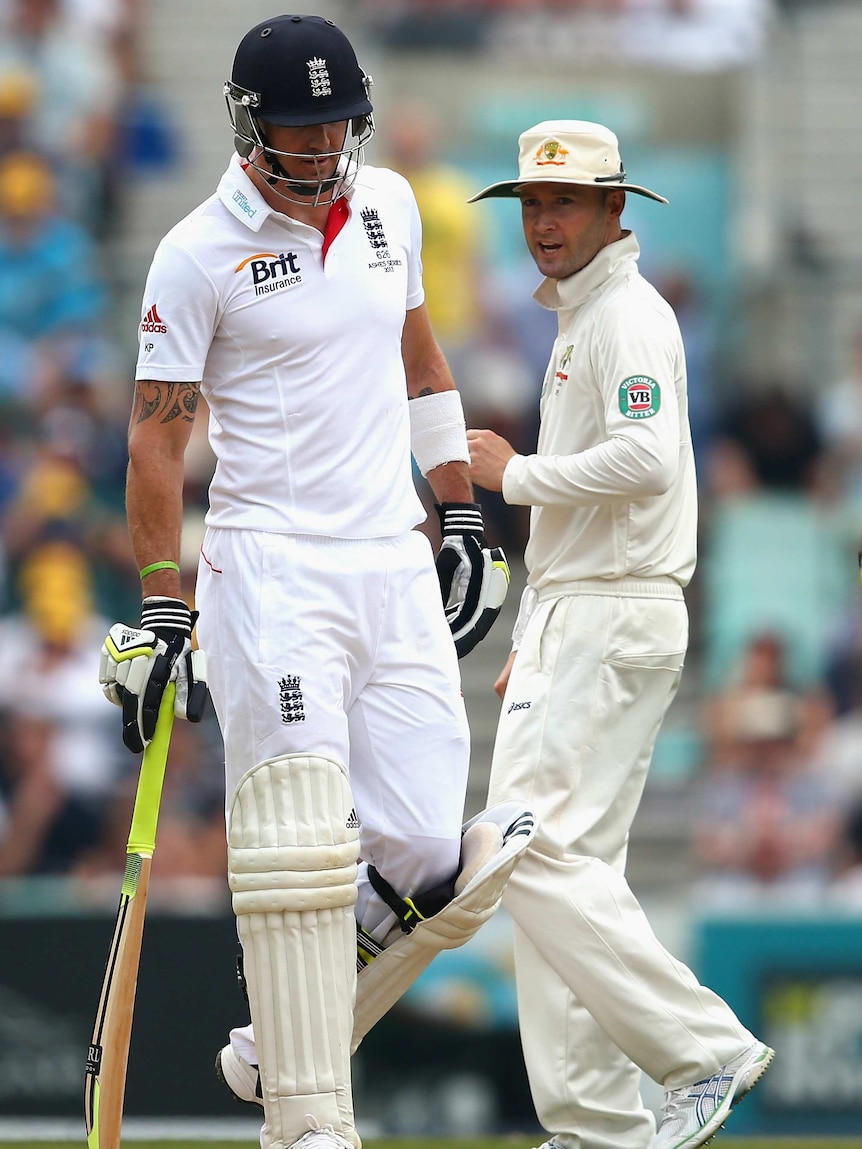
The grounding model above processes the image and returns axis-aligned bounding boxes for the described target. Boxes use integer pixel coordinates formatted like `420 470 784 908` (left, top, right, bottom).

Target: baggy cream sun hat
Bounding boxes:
469 119 668 205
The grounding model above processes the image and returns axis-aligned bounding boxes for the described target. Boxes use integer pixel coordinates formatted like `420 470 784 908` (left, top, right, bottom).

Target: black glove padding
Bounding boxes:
435 503 510 658
99 597 209 753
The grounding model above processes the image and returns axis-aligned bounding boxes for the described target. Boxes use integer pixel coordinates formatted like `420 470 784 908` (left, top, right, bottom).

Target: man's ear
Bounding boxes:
607 188 626 221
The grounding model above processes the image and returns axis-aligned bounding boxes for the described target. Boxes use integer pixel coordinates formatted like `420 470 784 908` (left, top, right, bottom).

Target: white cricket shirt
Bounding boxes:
502 232 698 588
136 155 427 537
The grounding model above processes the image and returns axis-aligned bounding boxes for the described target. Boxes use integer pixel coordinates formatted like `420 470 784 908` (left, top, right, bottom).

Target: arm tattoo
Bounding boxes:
411 388 435 399
134 381 200 425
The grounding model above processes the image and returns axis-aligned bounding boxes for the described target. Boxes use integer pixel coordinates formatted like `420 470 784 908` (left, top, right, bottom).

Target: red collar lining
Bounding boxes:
322 197 350 261
237 163 349 259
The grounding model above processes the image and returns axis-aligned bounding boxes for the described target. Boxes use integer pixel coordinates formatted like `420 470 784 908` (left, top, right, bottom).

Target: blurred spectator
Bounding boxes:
0 384 138 626
383 104 497 542
487 0 772 65
0 150 105 403
701 383 855 688
0 539 121 876
74 708 228 886
702 631 833 764
807 649 862 808
622 0 774 72
457 313 537 555
0 0 124 233
816 324 862 508
827 800 862 908
370 0 486 51
656 268 717 466
0 67 35 157
384 104 484 383
694 670 842 907
382 103 541 555
710 383 823 494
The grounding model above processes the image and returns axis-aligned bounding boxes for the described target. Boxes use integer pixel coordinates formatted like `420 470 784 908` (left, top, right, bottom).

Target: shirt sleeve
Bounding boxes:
503 295 683 506
135 238 220 382
405 180 426 312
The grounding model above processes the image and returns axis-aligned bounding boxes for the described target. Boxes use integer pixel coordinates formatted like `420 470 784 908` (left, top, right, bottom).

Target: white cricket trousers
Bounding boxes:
487 580 754 1149
195 526 470 925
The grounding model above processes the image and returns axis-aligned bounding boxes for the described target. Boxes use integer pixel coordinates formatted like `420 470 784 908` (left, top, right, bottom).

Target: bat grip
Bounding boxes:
127 683 176 855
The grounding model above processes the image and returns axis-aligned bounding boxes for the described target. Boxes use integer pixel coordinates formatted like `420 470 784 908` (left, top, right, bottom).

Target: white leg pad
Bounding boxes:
351 801 535 1052
229 754 360 1149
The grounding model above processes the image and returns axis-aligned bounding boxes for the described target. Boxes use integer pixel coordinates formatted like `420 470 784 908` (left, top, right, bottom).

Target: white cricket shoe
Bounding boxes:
652 1041 775 1149
215 1055 357 1149
291 1117 354 1149
215 1043 262 1107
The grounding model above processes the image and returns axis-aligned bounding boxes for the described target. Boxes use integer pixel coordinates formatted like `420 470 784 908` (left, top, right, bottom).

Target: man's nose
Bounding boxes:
534 209 558 231
307 124 336 151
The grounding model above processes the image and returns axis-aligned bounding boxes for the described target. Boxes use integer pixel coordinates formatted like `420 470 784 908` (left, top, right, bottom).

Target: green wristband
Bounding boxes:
139 560 181 580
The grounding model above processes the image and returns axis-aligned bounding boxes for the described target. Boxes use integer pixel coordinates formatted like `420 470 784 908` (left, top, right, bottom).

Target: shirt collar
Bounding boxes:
216 154 358 235
533 231 640 313
216 154 274 233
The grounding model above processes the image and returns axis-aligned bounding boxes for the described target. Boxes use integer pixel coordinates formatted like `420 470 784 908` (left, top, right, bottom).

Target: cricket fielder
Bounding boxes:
467 121 774 1149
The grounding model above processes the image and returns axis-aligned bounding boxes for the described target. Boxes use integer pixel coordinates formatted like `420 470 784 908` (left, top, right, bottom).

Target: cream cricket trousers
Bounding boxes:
487 580 754 1149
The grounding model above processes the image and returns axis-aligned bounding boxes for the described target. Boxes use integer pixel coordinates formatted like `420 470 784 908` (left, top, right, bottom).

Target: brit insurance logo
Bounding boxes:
236 251 303 296
619 375 661 419
360 207 402 274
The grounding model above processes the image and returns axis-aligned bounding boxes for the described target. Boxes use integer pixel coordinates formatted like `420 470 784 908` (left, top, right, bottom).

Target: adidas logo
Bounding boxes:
141 304 167 334
346 808 360 830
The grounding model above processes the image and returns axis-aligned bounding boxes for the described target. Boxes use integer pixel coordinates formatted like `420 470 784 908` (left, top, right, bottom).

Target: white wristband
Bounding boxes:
409 390 470 477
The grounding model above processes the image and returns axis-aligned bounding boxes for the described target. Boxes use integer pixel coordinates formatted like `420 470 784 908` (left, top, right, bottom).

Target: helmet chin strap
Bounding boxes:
262 150 339 198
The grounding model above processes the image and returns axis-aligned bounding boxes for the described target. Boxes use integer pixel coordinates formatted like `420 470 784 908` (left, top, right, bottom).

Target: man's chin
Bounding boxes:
536 258 569 279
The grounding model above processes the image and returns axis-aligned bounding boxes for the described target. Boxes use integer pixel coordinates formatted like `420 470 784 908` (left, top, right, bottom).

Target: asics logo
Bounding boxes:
507 700 531 713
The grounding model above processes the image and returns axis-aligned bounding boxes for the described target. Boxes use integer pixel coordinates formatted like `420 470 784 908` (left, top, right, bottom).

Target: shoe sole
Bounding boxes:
215 1046 263 1108
674 1043 775 1149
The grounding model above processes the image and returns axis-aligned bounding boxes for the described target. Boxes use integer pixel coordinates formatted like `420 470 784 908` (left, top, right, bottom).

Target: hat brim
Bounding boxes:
468 177 668 205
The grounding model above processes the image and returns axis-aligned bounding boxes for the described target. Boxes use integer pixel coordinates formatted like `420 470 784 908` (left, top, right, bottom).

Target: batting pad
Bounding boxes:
351 800 535 1052
229 754 360 1149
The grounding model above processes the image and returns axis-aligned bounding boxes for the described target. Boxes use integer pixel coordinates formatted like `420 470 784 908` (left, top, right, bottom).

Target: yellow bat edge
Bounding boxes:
84 687 176 1149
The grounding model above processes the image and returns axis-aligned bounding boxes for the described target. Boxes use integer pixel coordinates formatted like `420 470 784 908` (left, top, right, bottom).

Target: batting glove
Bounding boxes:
99 597 209 753
435 503 510 658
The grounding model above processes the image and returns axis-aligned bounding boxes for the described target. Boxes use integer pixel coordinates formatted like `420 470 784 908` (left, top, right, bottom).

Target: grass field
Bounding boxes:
5 1141 862 1149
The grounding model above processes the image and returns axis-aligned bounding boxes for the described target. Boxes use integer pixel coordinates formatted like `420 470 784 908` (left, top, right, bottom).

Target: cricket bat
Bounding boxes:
84 683 176 1149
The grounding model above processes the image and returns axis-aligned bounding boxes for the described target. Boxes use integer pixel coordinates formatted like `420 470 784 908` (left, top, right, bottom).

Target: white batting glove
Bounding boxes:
99 597 209 753
435 503 510 658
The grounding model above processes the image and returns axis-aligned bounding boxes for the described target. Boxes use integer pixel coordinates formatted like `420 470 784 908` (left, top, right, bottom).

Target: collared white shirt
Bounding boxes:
502 232 698 588
136 155 426 538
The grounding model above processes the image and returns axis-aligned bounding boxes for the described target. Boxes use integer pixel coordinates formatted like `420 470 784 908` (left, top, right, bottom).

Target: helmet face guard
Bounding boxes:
225 15 375 206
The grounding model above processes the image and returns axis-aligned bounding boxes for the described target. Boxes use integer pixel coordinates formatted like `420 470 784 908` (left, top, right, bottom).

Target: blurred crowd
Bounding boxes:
1 0 861 921
361 0 773 70
0 0 217 895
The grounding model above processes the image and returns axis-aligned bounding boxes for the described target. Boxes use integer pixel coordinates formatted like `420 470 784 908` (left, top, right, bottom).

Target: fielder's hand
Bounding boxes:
435 503 510 658
99 597 209 753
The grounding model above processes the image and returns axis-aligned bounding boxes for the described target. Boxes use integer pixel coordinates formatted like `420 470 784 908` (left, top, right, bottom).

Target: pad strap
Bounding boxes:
366 864 457 935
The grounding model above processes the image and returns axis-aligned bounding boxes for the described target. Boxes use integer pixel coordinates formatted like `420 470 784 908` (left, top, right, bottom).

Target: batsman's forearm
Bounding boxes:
425 459 474 505
126 452 185 597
